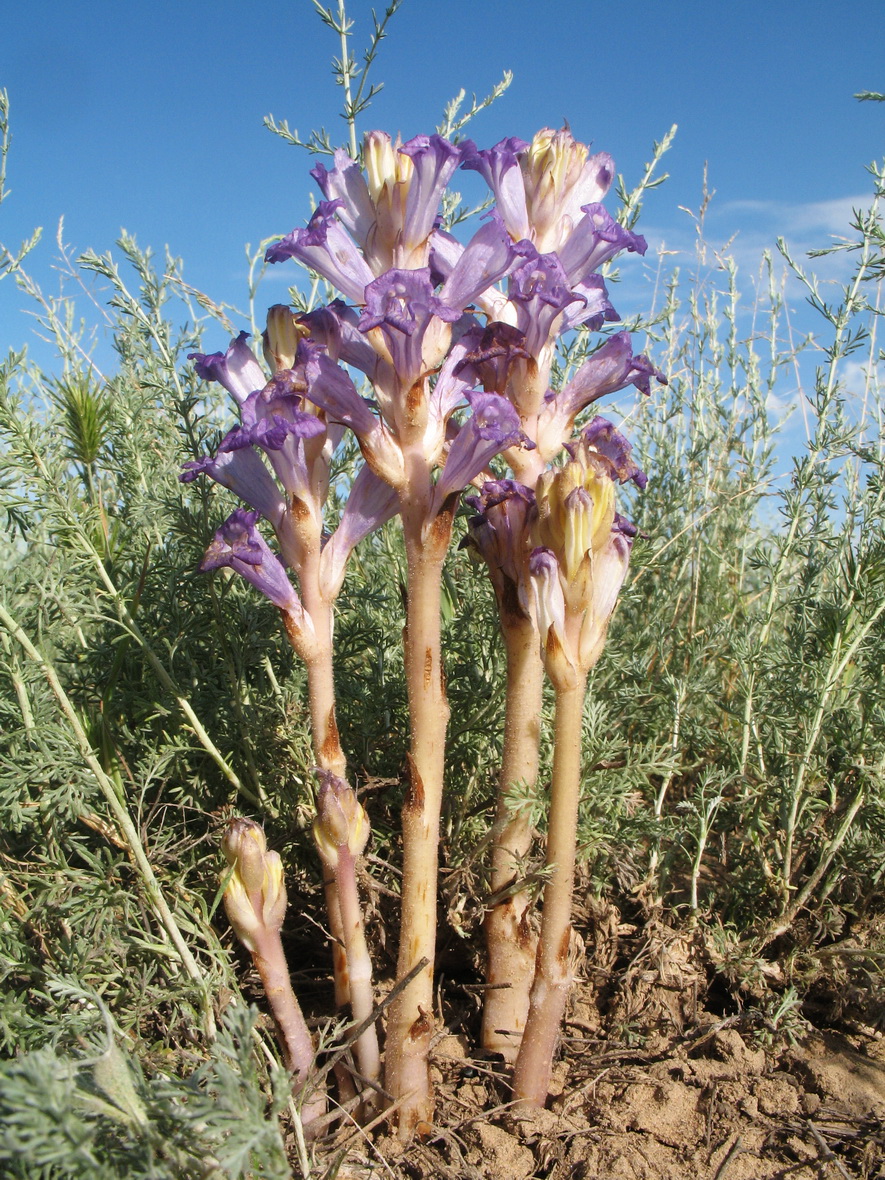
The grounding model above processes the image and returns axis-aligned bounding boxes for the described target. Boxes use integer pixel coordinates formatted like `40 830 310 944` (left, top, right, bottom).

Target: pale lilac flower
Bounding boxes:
219 376 327 509
266 201 375 305
200 508 305 616
460 137 531 242
398 135 463 260
535 332 665 460
437 213 533 312
575 416 647 489
300 300 381 380
557 204 646 285
455 322 530 396
189 332 266 406
464 479 536 610
431 391 532 511
462 130 615 254
359 268 461 393
310 149 376 249
180 445 286 526
506 251 576 359
302 350 405 487
319 465 400 599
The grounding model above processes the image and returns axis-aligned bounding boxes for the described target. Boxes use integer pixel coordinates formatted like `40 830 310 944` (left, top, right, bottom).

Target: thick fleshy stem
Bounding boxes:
384 494 453 1138
313 774 381 1112
481 614 544 1061
279 513 355 1022
511 675 588 1108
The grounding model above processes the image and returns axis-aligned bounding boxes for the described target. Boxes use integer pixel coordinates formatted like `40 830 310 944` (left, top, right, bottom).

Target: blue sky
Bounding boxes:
0 0 883 365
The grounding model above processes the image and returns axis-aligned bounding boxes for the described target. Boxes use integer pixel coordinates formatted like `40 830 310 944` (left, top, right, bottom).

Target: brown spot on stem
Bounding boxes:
405 380 424 423
423 647 433 691
408 1006 433 1043
320 708 342 765
557 927 571 964
288 494 310 524
500 575 529 625
404 753 425 812
427 493 457 557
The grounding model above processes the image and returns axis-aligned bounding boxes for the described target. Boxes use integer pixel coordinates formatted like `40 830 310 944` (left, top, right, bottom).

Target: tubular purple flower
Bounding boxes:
310 149 376 249
266 201 375 305
455 321 530 396
300 301 380 379
359 268 461 404
303 351 405 487
559 275 619 334
536 332 664 460
576 416 647 489
557 204 647 285
319 465 401 599
431 392 532 510
180 445 286 526
398 134 463 257
200 508 306 616
438 213 532 313
460 137 531 242
464 478 536 594
189 332 266 406
217 382 327 509
508 251 576 358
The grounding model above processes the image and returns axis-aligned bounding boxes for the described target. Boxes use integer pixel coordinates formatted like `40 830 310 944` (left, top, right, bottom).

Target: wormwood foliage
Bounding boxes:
1 49 885 1180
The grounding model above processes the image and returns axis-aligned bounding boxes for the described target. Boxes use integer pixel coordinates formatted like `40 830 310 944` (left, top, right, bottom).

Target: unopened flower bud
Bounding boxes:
312 769 370 866
263 305 308 372
222 818 268 894
364 131 409 205
222 818 288 949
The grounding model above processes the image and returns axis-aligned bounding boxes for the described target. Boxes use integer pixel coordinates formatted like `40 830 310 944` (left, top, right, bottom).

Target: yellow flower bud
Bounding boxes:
222 818 268 895
263 305 308 372
312 771 370 866
364 131 412 206
221 818 288 946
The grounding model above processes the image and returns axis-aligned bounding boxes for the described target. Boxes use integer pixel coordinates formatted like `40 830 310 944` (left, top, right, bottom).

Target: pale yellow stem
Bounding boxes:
512 676 587 1108
482 615 544 1061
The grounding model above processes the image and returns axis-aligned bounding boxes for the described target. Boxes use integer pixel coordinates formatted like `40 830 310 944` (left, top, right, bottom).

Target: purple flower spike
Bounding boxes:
319 464 401 599
576 417 647 489
266 201 375 305
460 137 531 242
399 134 463 256
558 204 647 285
432 391 532 509
200 508 304 614
310 149 375 249
189 332 266 406
180 446 286 526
